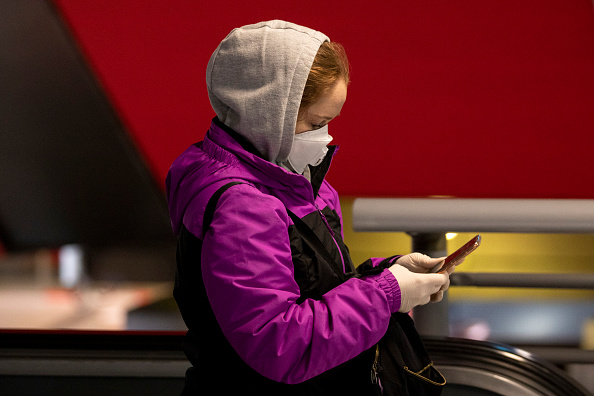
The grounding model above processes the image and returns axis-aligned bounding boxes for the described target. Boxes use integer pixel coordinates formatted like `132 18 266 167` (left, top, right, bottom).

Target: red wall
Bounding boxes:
53 0 594 199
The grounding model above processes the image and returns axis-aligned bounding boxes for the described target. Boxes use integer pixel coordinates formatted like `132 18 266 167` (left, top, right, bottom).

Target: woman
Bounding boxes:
167 20 452 395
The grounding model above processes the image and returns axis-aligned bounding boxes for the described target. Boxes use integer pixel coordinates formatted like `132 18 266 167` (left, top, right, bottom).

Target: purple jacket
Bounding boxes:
166 119 402 387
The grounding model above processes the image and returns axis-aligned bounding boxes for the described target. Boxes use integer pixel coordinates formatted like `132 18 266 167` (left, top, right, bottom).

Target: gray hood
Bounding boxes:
206 20 329 164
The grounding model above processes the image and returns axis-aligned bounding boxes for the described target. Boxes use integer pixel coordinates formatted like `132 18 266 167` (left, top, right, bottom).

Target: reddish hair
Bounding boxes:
299 42 350 117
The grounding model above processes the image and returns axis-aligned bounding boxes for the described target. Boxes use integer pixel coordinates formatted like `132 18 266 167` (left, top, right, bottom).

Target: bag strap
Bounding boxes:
202 181 243 239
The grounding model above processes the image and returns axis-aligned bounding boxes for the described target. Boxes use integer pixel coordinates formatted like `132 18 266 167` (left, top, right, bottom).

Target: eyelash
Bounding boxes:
311 123 324 129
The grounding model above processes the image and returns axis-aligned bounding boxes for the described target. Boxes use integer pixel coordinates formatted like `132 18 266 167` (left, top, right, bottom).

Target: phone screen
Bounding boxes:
429 234 481 273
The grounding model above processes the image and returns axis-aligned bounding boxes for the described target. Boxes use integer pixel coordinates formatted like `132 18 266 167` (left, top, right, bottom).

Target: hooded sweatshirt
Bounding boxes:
207 20 328 164
167 20 401 394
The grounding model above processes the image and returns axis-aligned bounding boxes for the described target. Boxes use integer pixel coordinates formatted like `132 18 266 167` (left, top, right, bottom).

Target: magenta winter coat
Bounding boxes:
166 119 402 394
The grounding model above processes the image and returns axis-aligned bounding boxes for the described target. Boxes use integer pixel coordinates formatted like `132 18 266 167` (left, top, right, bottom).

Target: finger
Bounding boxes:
430 291 444 303
422 256 446 269
422 275 448 298
429 273 450 286
398 253 437 273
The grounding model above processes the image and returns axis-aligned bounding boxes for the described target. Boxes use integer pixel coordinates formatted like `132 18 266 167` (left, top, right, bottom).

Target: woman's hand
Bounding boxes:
388 252 462 312
395 253 447 274
388 264 449 312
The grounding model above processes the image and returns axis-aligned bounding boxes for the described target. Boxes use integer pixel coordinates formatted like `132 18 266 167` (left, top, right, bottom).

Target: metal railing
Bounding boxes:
450 272 594 289
351 197 594 338
352 198 594 234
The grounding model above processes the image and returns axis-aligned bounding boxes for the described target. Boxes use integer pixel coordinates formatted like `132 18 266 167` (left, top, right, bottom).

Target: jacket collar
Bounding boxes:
205 118 336 198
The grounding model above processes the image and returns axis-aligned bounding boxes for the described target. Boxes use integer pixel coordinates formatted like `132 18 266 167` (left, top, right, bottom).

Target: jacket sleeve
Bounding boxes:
201 183 401 384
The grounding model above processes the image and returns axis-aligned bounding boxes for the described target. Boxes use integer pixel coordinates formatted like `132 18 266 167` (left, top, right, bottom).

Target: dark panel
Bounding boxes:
0 0 174 250
0 376 185 396
1 331 590 395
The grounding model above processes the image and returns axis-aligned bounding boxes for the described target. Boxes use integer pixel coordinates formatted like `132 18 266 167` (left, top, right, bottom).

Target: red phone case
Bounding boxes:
430 234 481 273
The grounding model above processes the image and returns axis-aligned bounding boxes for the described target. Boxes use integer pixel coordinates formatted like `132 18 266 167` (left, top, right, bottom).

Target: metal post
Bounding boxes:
408 232 450 337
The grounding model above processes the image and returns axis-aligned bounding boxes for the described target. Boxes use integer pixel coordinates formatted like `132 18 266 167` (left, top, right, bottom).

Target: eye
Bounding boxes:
311 123 324 130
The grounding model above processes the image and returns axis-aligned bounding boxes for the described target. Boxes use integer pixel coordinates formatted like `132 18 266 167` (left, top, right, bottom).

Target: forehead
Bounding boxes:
307 80 347 120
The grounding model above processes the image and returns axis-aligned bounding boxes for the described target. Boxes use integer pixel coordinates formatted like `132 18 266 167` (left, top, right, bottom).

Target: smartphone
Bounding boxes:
429 234 481 274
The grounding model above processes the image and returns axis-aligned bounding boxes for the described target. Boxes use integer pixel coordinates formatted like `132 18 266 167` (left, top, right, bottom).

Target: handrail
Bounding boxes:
451 272 594 289
0 330 187 377
352 198 594 233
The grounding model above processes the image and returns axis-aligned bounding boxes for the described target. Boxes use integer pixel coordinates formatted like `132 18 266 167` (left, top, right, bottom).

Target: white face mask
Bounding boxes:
286 125 333 174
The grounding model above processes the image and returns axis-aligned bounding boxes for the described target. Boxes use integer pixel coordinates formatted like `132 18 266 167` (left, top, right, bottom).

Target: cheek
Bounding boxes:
294 120 308 134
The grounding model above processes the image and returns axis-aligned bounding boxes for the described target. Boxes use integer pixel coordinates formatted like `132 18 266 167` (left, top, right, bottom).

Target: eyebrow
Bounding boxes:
311 112 340 121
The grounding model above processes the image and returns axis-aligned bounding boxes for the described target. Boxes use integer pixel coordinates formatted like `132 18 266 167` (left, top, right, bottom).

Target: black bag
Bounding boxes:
371 312 446 396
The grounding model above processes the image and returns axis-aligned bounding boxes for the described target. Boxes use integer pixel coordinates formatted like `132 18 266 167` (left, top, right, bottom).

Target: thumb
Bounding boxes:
424 256 446 272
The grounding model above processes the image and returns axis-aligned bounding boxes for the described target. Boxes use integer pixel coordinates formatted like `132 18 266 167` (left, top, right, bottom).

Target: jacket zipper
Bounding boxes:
316 203 346 273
